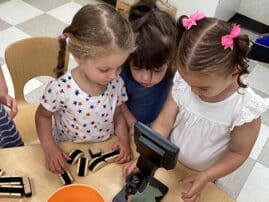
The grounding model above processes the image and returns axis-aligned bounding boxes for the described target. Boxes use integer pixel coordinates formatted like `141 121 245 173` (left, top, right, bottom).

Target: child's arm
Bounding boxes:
113 106 133 164
122 88 179 177
120 103 136 135
0 65 17 120
35 104 70 174
151 88 179 137
0 65 8 94
180 117 261 202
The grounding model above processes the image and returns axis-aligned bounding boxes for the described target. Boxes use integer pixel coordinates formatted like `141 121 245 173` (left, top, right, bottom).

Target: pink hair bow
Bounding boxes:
59 33 66 40
182 12 206 30
221 24 240 50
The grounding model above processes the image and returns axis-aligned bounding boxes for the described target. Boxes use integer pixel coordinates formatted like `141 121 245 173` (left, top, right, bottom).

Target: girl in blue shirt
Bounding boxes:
120 0 178 135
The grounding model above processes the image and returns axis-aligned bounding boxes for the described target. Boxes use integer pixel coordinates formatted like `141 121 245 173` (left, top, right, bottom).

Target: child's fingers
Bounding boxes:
55 159 65 174
181 181 201 202
46 160 59 174
6 99 11 107
126 153 133 162
181 191 200 202
7 111 16 120
63 152 71 161
123 159 137 177
58 154 69 171
115 151 126 164
179 175 194 185
11 100 18 114
46 156 65 174
6 100 17 120
122 166 128 178
121 153 132 164
122 163 134 178
181 193 199 202
112 142 120 151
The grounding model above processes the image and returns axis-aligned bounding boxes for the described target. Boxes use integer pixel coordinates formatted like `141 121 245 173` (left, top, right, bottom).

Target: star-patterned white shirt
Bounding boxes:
41 71 127 142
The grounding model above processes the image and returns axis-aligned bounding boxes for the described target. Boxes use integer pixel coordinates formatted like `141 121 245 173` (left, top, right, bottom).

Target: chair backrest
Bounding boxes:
5 37 69 102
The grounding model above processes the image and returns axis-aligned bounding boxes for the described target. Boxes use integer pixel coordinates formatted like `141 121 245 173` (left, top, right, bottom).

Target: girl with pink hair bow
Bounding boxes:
123 12 268 202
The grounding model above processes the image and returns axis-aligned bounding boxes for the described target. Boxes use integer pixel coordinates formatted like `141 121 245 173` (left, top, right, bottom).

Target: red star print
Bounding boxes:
78 102 82 106
86 112 91 116
83 135 86 139
60 89 64 93
75 126 79 130
111 93 114 97
66 84 71 88
44 99 48 103
94 125 97 129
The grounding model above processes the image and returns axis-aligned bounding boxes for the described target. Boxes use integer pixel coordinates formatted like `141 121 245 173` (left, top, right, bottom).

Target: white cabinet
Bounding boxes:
169 0 241 21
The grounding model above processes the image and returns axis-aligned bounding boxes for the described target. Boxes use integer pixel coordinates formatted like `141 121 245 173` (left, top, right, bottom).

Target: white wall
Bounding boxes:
169 0 219 17
169 0 241 21
214 0 241 20
239 0 269 25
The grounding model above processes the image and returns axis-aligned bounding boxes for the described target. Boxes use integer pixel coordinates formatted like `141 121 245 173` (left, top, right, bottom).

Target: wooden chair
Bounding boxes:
5 37 69 144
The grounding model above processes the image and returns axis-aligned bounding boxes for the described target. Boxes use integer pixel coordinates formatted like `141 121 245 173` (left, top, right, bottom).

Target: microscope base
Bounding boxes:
112 177 168 202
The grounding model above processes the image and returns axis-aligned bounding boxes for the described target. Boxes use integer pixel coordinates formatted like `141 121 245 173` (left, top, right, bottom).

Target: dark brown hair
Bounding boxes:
55 3 135 78
177 17 250 87
127 0 178 78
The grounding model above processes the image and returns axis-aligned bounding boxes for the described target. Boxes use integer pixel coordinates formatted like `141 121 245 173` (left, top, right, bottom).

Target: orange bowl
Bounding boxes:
48 184 105 202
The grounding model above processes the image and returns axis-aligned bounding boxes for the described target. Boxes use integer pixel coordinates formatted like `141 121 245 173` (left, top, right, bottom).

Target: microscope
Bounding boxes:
113 121 179 202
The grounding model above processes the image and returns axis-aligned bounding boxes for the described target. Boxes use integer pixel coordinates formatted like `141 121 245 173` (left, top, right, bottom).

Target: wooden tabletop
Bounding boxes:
0 137 235 202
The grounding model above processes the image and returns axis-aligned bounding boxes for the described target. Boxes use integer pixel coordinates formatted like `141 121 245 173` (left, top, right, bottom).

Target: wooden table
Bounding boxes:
0 137 235 202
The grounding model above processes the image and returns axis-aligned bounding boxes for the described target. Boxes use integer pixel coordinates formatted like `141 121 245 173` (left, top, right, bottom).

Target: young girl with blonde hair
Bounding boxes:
36 3 135 174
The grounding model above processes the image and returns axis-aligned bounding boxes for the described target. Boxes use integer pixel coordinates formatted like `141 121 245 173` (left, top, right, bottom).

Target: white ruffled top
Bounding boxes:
170 72 268 171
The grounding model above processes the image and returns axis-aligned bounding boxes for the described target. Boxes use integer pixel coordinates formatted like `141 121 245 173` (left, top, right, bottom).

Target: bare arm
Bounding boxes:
113 106 132 163
120 102 136 130
122 88 179 177
35 104 69 173
181 117 261 201
205 117 261 180
35 104 55 147
0 65 17 119
151 88 179 137
0 66 8 94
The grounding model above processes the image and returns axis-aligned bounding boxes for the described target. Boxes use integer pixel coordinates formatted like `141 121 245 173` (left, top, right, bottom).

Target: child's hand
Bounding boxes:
122 158 138 178
179 171 209 202
0 94 18 120
43 143 70 174
128 124 134 136
112 141 133 164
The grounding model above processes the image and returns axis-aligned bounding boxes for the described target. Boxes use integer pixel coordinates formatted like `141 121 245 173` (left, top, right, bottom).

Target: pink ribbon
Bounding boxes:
221 24 240 50
182 12 206 30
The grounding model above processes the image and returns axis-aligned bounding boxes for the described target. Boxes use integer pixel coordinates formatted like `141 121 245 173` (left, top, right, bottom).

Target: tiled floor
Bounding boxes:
0 0 268 201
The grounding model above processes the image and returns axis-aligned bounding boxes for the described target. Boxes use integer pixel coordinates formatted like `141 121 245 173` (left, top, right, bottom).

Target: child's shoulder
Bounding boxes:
44 71 71 91
120 66 131 82
110 75 125 87
240 87 267 108
231 87 268 129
